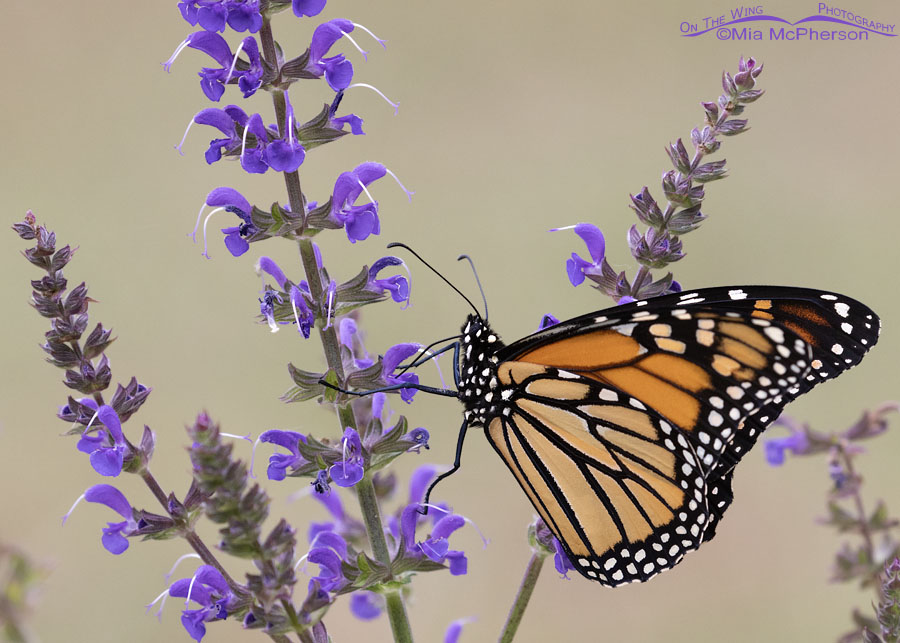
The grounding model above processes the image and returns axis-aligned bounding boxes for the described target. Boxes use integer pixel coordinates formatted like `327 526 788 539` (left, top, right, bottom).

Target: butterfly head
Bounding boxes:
458 315 507 425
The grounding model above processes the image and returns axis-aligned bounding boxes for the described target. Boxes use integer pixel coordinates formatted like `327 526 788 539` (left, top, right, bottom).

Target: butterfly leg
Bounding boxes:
421 418 470 512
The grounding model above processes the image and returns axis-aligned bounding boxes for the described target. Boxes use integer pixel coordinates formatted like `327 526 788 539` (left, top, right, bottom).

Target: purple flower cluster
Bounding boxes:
558 57 764 303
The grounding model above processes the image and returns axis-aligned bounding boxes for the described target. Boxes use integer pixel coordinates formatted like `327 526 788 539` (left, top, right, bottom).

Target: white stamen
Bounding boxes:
549 224 578 231
358 179 377 206
226 40 245 84
175 113 199 156
384 168 415 201
287 114 294 145
61 492 87 526
145 589 169 620
184 573 199 607
190 198 207 242
161 37 191 73
164 553 202 583
418 349 447 388
240 120 251 160
324 285 335 330
352 23 387 49
340 30 368 61
200 207 226 259
346 83 399 115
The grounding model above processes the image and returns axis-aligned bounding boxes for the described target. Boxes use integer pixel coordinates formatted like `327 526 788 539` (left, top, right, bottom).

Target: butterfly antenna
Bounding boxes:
386 242 481 318
457 254 488 321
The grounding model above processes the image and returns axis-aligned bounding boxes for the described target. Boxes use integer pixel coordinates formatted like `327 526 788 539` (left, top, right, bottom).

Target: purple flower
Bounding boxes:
258 430 307 480
367 257 410 305
539 313 559 330
264 90 305 172
200 187 256 257
350 592 383 620
259 289 284 332
255 257 316 336
64 484 138 555
240 113 270 173
234 36 264 98
301 19 356 91
764 431 810 466
290 284 315 338
162 31 264 100
169 566 236 642
293 0 326 18
308 532 350 592
225 1 262 33
557 223 606 287
400 504 468 575
181 105 247 164
329 163 384 242
381 343 422 403
328 428 365 487
338 317 374 369
551 536 576 578
328 162 413 243
76 403 128 477
400 427 430 453
444 618 474 643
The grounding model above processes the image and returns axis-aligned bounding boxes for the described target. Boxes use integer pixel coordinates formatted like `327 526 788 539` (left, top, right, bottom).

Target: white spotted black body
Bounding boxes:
457 315 506 426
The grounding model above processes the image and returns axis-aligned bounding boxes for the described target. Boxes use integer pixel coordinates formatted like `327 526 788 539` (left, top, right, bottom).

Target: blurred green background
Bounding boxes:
2 0 899 641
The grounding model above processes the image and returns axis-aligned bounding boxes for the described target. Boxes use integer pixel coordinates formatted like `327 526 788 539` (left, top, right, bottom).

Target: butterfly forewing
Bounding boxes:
460 286 879 585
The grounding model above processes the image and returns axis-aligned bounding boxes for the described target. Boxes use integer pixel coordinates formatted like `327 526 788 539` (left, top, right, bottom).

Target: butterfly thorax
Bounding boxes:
458 315 506 426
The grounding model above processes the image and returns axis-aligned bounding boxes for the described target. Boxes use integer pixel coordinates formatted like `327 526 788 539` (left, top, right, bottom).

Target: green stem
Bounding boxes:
357 475 414 643
498 553 546 643
257 14 413 641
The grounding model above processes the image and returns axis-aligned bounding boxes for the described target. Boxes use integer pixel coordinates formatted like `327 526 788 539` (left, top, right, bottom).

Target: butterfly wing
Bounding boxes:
486 286 879 584
486 361 710 585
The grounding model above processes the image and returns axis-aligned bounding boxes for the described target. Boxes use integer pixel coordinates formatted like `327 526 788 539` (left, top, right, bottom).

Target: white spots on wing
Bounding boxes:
649 323 672 337
841 323 853 334
820 294 837 301
598 389 618 402
834 302 850 318
708 410 723 427
726 386 744 400
728 289 747 300
831 343 844 355
630 398 646 410
811 359 823 369
763 326 785 344
556 370 580 379
614 323 637 337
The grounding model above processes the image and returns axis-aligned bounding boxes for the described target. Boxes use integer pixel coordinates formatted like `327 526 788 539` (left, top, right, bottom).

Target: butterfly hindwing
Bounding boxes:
484 362 710 586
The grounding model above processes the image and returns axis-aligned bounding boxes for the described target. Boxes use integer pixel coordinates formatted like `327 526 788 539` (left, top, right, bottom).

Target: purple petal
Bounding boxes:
223 232 250 257
194 108 237 135
350 592 383 621
399 503 421 549
313 531 348 560
431 514 465 540
354 162 387 186
197 3 227 31
329 461 364 487
90 447 124 477
265 140 306 172
445 551 468 576
312 485 345 520
100 522 130 555
408 465 438 505
206 187 251 214
539 314 560 330
85 484 132 518
421 538 450 561
574 223 606 263
324 57 354 91
186 31 233 67
259 429 305 452
382 343 421 375
332 113 365 135
292 0 327 17
97 405 123 442
309 19 354 62
257 257 289 289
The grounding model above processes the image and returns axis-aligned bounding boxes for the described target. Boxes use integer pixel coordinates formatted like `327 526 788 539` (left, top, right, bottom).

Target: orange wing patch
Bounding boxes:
517 330 645 370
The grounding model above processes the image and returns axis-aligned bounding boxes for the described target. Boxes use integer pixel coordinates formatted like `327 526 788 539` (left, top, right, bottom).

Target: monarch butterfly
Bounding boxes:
332 266 880 586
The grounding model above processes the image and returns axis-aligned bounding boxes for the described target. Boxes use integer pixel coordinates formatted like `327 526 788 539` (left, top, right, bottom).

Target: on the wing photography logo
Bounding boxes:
680 4 895 41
